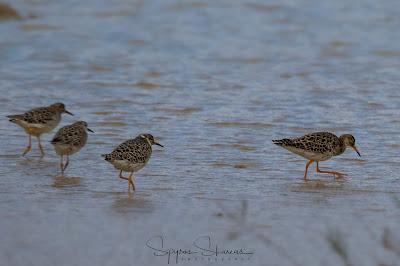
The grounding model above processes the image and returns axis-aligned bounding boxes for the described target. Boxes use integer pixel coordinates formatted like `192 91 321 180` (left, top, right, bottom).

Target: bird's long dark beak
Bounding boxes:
155 142 163 147
65 110 74 116
352 145 361 157
88 128 94 133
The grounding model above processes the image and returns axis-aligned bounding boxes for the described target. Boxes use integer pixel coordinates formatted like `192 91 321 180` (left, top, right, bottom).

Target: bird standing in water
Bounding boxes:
102 134 163 193
273 132 361 179
7 102 74 156
51 121 94 173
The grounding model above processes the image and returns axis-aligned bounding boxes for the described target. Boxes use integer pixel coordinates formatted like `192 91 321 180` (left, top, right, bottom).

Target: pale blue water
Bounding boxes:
0 1 399 265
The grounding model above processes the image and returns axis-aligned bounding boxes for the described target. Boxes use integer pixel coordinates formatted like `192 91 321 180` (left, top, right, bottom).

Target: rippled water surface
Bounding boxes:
1 1 400 265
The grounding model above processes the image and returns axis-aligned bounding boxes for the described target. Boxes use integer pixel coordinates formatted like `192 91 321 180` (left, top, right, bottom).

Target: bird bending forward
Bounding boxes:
273 132 360 179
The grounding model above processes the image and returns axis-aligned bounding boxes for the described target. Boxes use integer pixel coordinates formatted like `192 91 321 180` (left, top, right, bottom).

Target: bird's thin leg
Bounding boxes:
128 172 135 192
119 171 135 193
23 128 35 156
316 161 346 177
304 160 314 179
63 155 69 171
60 155 64 172
37 135 44 156
119 170 129 180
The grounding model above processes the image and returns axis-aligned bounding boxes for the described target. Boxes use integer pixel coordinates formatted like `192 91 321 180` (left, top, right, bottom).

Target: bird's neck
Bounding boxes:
334 138 346 156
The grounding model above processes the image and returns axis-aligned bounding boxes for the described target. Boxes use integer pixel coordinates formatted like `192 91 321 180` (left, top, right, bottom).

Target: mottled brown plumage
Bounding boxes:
102 134 163 192
273 132 360 179
7 102 73 156
51 121 93 173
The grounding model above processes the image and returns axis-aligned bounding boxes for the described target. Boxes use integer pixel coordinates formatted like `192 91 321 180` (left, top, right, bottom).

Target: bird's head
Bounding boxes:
74 121 94 133
140 134 163 147
51 102 74 116
340 134 360 157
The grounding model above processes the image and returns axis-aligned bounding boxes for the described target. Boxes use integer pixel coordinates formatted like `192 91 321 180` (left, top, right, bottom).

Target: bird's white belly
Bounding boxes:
283 146 332 161
109 160 146 172
20 121 56 136
53 144 81 156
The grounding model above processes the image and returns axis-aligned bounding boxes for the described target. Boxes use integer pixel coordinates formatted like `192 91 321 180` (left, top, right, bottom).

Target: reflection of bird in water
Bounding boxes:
7 102 74 156
52 177 84 188
102 134 163 193
273 132 361 179
51 121 94 173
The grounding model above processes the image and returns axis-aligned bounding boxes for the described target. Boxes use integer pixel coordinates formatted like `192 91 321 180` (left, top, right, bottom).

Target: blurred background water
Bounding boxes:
0 0 399 265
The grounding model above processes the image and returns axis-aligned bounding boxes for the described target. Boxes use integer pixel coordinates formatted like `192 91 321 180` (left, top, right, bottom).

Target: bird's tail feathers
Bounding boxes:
50 137 62 144
101 154 111 160
272 139 293 147
7 115 24 123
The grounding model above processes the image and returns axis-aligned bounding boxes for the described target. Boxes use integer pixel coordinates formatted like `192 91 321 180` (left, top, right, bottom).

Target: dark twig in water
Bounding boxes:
393 196 400 209
382 227 400 256
326 229 352 266
218 200 301 266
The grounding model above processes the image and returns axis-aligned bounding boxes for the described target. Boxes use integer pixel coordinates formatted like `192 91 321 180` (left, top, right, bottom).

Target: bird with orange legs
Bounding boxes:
51 121 94 173
7 103 73 156
273 132 361 179
102 134 163 193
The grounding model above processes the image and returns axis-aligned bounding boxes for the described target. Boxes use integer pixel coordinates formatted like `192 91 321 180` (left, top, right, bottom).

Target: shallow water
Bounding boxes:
1 0 400 265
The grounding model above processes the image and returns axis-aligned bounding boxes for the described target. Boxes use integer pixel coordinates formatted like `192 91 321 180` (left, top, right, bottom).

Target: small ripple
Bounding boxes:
151 107 202 114
209 122 275 128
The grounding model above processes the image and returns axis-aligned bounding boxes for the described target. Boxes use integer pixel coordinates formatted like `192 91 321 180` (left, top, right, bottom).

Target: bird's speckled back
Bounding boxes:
274 132 345 156
104 136 152 164
51 123 88 148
